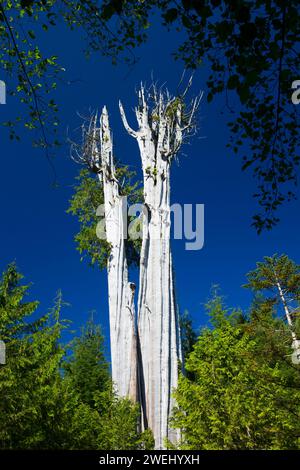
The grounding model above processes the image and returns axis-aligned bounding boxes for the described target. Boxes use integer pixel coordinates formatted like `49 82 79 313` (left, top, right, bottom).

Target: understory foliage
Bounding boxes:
172 283 300 449
0 263 152 450
1 256 300 450
67 167 142 269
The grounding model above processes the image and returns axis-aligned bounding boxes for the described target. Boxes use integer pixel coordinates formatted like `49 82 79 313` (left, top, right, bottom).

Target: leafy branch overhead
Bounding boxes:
90 0 300 232
0 0 138 148
0 2 62 154
1 1 299 230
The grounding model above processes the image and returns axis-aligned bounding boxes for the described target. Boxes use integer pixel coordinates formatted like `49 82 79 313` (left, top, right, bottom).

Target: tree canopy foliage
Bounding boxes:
1 1 299 229
94 0 300 232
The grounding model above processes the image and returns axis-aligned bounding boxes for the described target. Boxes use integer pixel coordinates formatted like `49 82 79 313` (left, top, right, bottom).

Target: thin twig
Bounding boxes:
0 4 57 183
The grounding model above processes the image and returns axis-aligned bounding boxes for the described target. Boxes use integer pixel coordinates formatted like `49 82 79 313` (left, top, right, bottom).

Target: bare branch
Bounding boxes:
0 4 57 182
120 76 202 159
69 112 101 173
119 100 138 138
181 73 194 99
182 91 203 132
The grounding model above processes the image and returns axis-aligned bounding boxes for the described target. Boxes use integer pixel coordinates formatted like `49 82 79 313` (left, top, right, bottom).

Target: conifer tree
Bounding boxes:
0 264 74 449
172 293 300 450
245 254 300 364
64 318 110 408
0 264 151 450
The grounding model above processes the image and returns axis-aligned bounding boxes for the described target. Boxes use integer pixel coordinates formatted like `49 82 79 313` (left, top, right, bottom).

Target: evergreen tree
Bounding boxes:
180 310 197 359
64 315 154 450
172 293 300 450
0 264 75 449
245 254 300 363
0 264 153 450
64 318 110 408
67 167 142 270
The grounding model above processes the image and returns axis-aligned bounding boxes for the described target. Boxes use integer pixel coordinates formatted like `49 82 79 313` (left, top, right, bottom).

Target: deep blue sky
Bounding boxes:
0 18 299 350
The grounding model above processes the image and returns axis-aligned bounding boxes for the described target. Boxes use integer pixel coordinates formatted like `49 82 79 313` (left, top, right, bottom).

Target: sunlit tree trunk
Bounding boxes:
136 135 181 449
99 109 134 399
274 275 300 364
74 81 200 446
120 83 200 448
98 108 138 400
78 108 138 401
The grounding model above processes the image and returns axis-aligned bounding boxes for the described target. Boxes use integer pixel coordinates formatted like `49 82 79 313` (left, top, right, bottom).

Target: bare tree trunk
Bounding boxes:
275 277 300 363
99 107 138 400
120 83 199 448
77 108 138 401
137 149 181 449
74 81 200 445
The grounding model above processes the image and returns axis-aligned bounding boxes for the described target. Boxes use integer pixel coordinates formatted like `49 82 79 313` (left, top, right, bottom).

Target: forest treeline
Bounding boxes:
0 254 299 450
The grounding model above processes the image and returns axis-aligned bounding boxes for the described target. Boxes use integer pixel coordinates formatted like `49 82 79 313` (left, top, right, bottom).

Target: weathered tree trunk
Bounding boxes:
0 340 5 364
76 81 200 446
275 276 300 364
119 83 200 448
137 162 182 449
95 108 138 400
137 134 181 448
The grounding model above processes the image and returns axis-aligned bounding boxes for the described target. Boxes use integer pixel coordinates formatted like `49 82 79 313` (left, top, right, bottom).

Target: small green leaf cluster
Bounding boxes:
67 166 143 269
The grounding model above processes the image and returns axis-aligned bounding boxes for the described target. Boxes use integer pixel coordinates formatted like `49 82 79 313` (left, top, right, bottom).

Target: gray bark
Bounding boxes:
73 81 201 446
120 84 200 448
76 108 138 401
275 277 300 364
99 108 138 400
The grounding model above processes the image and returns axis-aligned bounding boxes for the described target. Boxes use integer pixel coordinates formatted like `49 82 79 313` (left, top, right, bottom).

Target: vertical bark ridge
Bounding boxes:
119 82 200 448
97 107 138 402
136 147 181 449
